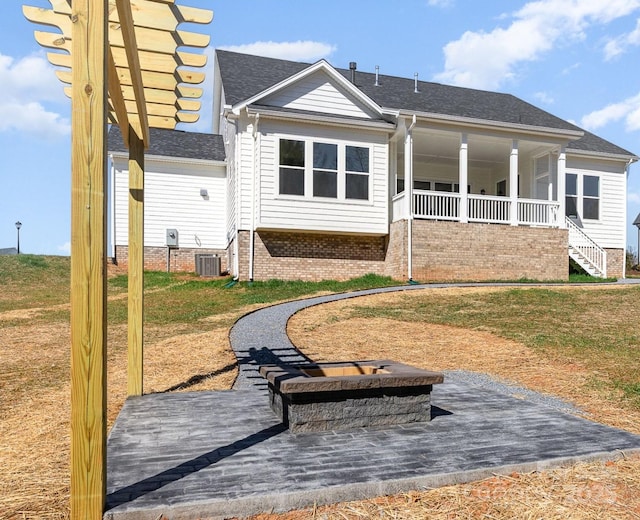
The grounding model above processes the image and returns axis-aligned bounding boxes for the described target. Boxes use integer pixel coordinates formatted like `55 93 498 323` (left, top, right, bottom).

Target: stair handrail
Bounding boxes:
565 216 607 277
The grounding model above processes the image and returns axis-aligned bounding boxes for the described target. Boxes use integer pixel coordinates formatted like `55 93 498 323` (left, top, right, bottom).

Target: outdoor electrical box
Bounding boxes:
166 228 179 248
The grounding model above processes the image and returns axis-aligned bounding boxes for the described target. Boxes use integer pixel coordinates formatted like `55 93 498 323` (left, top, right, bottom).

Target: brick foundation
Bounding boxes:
115 223 570 282
605 248 625 279
410 220 568 282
113 245 229 274
235 220 569 282
239 231 390 281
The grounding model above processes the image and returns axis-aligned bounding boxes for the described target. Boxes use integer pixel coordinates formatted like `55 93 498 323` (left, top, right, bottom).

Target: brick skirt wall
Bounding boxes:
238 231 389 281
114 245 229 274
234 221 569 282
605 248 625 279
410 220 568 282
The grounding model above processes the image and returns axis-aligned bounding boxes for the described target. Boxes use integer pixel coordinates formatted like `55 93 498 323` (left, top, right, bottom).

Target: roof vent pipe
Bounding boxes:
375 65 380 86
349 61 357 84
414 73 419 93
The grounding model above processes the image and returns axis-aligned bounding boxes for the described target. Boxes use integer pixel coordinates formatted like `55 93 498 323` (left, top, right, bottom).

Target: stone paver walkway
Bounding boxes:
105 282 640 519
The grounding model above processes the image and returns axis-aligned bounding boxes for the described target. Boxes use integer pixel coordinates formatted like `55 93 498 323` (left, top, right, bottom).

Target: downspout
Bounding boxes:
109 155 116 262
248 109 260 282
406 115 417 282
623 158 633 279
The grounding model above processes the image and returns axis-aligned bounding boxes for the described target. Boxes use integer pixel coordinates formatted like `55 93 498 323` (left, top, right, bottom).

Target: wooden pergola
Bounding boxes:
23 1 213 517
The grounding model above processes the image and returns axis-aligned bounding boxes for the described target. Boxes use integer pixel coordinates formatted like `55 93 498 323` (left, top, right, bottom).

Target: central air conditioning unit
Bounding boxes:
195 254 221 277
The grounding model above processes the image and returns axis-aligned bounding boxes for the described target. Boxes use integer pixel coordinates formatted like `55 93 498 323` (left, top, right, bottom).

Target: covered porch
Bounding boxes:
391 121 572 228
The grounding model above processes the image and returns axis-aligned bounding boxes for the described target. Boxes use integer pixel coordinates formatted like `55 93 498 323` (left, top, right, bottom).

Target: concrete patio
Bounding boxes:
104 284 640 519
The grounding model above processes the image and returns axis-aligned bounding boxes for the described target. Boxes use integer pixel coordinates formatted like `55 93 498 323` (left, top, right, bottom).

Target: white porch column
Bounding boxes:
509 140 519 226
404 123 414 218
405 116 416 280
459 133 468 223
557 146 566 228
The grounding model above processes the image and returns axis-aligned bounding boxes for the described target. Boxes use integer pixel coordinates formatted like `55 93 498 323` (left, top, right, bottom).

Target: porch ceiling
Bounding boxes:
408 128 555 166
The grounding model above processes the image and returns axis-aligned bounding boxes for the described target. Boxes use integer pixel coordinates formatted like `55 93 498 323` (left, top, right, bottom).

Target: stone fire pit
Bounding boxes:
259 360 444 433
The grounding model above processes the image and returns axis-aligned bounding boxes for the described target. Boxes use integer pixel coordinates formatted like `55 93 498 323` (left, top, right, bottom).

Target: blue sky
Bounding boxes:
2 0 640 255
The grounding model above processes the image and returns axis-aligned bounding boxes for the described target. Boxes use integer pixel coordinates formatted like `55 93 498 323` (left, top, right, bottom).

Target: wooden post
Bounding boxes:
69 0 108 517
128 128 144 396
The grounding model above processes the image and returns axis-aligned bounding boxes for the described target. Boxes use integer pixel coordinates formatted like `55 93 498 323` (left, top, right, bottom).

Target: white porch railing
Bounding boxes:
392 192 406 222
468 194 510 224
413 190 460 221
566 217 607 277
518 198 560 227
407 190 561 228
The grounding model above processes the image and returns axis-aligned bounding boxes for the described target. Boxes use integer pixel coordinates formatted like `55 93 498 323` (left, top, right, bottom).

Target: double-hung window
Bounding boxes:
565 173 599 220
313 143 338 198
278 138 371 201
345 146 370 200
279 139 305 196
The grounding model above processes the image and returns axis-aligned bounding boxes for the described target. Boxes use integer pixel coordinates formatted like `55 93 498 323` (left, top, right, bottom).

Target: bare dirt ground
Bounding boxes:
2 285 640 519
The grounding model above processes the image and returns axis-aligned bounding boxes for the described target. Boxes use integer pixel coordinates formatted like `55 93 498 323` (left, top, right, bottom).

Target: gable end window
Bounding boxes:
278 138 371 201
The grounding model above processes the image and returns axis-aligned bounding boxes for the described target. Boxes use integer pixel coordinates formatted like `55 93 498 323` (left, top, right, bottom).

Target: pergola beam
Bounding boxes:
115 0 149 146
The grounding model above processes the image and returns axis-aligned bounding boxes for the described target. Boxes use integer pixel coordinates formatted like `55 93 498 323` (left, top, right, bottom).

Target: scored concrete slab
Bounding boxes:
105 378 640 520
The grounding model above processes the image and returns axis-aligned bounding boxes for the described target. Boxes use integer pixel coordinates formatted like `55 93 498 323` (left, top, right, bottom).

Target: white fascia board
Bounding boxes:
565 148 638 163
245 106 395 132
109 151 226 168
231 60 384 117
396 110 584 142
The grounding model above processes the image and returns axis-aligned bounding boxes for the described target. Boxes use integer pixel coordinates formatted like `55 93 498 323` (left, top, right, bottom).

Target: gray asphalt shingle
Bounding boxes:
216 49 635 158
108 126 226 162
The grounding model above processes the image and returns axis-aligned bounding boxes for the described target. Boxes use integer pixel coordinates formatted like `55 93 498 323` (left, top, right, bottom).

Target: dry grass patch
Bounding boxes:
247 455 640 519
0 316 238 519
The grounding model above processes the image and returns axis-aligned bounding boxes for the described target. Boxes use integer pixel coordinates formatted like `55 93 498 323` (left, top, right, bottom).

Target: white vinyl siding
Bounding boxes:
566 157 627 249
113 158 227 249
263 70 375 119
247 120 389 235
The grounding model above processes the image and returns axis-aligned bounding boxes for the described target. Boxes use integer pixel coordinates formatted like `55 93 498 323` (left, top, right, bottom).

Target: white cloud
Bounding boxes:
0 53 69 139
57 241 71 255
628 192 640 204
581 92 640 131
533 91 554 104
604 18 640 60
219 41 337 62
0 100 70 139
434 0 640 89
428 0 454 7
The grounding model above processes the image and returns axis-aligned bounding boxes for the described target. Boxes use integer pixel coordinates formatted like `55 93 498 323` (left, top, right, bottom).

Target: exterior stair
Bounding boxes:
566 217 607 278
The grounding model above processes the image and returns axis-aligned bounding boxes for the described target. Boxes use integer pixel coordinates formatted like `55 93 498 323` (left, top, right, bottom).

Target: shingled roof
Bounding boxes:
216 49 635 158
108 126 226 162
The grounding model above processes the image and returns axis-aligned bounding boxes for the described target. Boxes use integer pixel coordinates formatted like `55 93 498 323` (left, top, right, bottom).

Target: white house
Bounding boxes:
108 49 637 281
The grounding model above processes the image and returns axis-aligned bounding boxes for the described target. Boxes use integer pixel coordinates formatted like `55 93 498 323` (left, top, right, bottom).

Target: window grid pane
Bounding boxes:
583 175 599 197
346 173 368 200
280 139 305 167
313 170 337 198
313 143 337 170
279 168 305 196
566 173 577 196
346 146 369 173
583 198 599 219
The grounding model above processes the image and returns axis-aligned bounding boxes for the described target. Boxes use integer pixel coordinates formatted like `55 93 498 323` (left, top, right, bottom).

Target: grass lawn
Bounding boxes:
1 255 639 519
